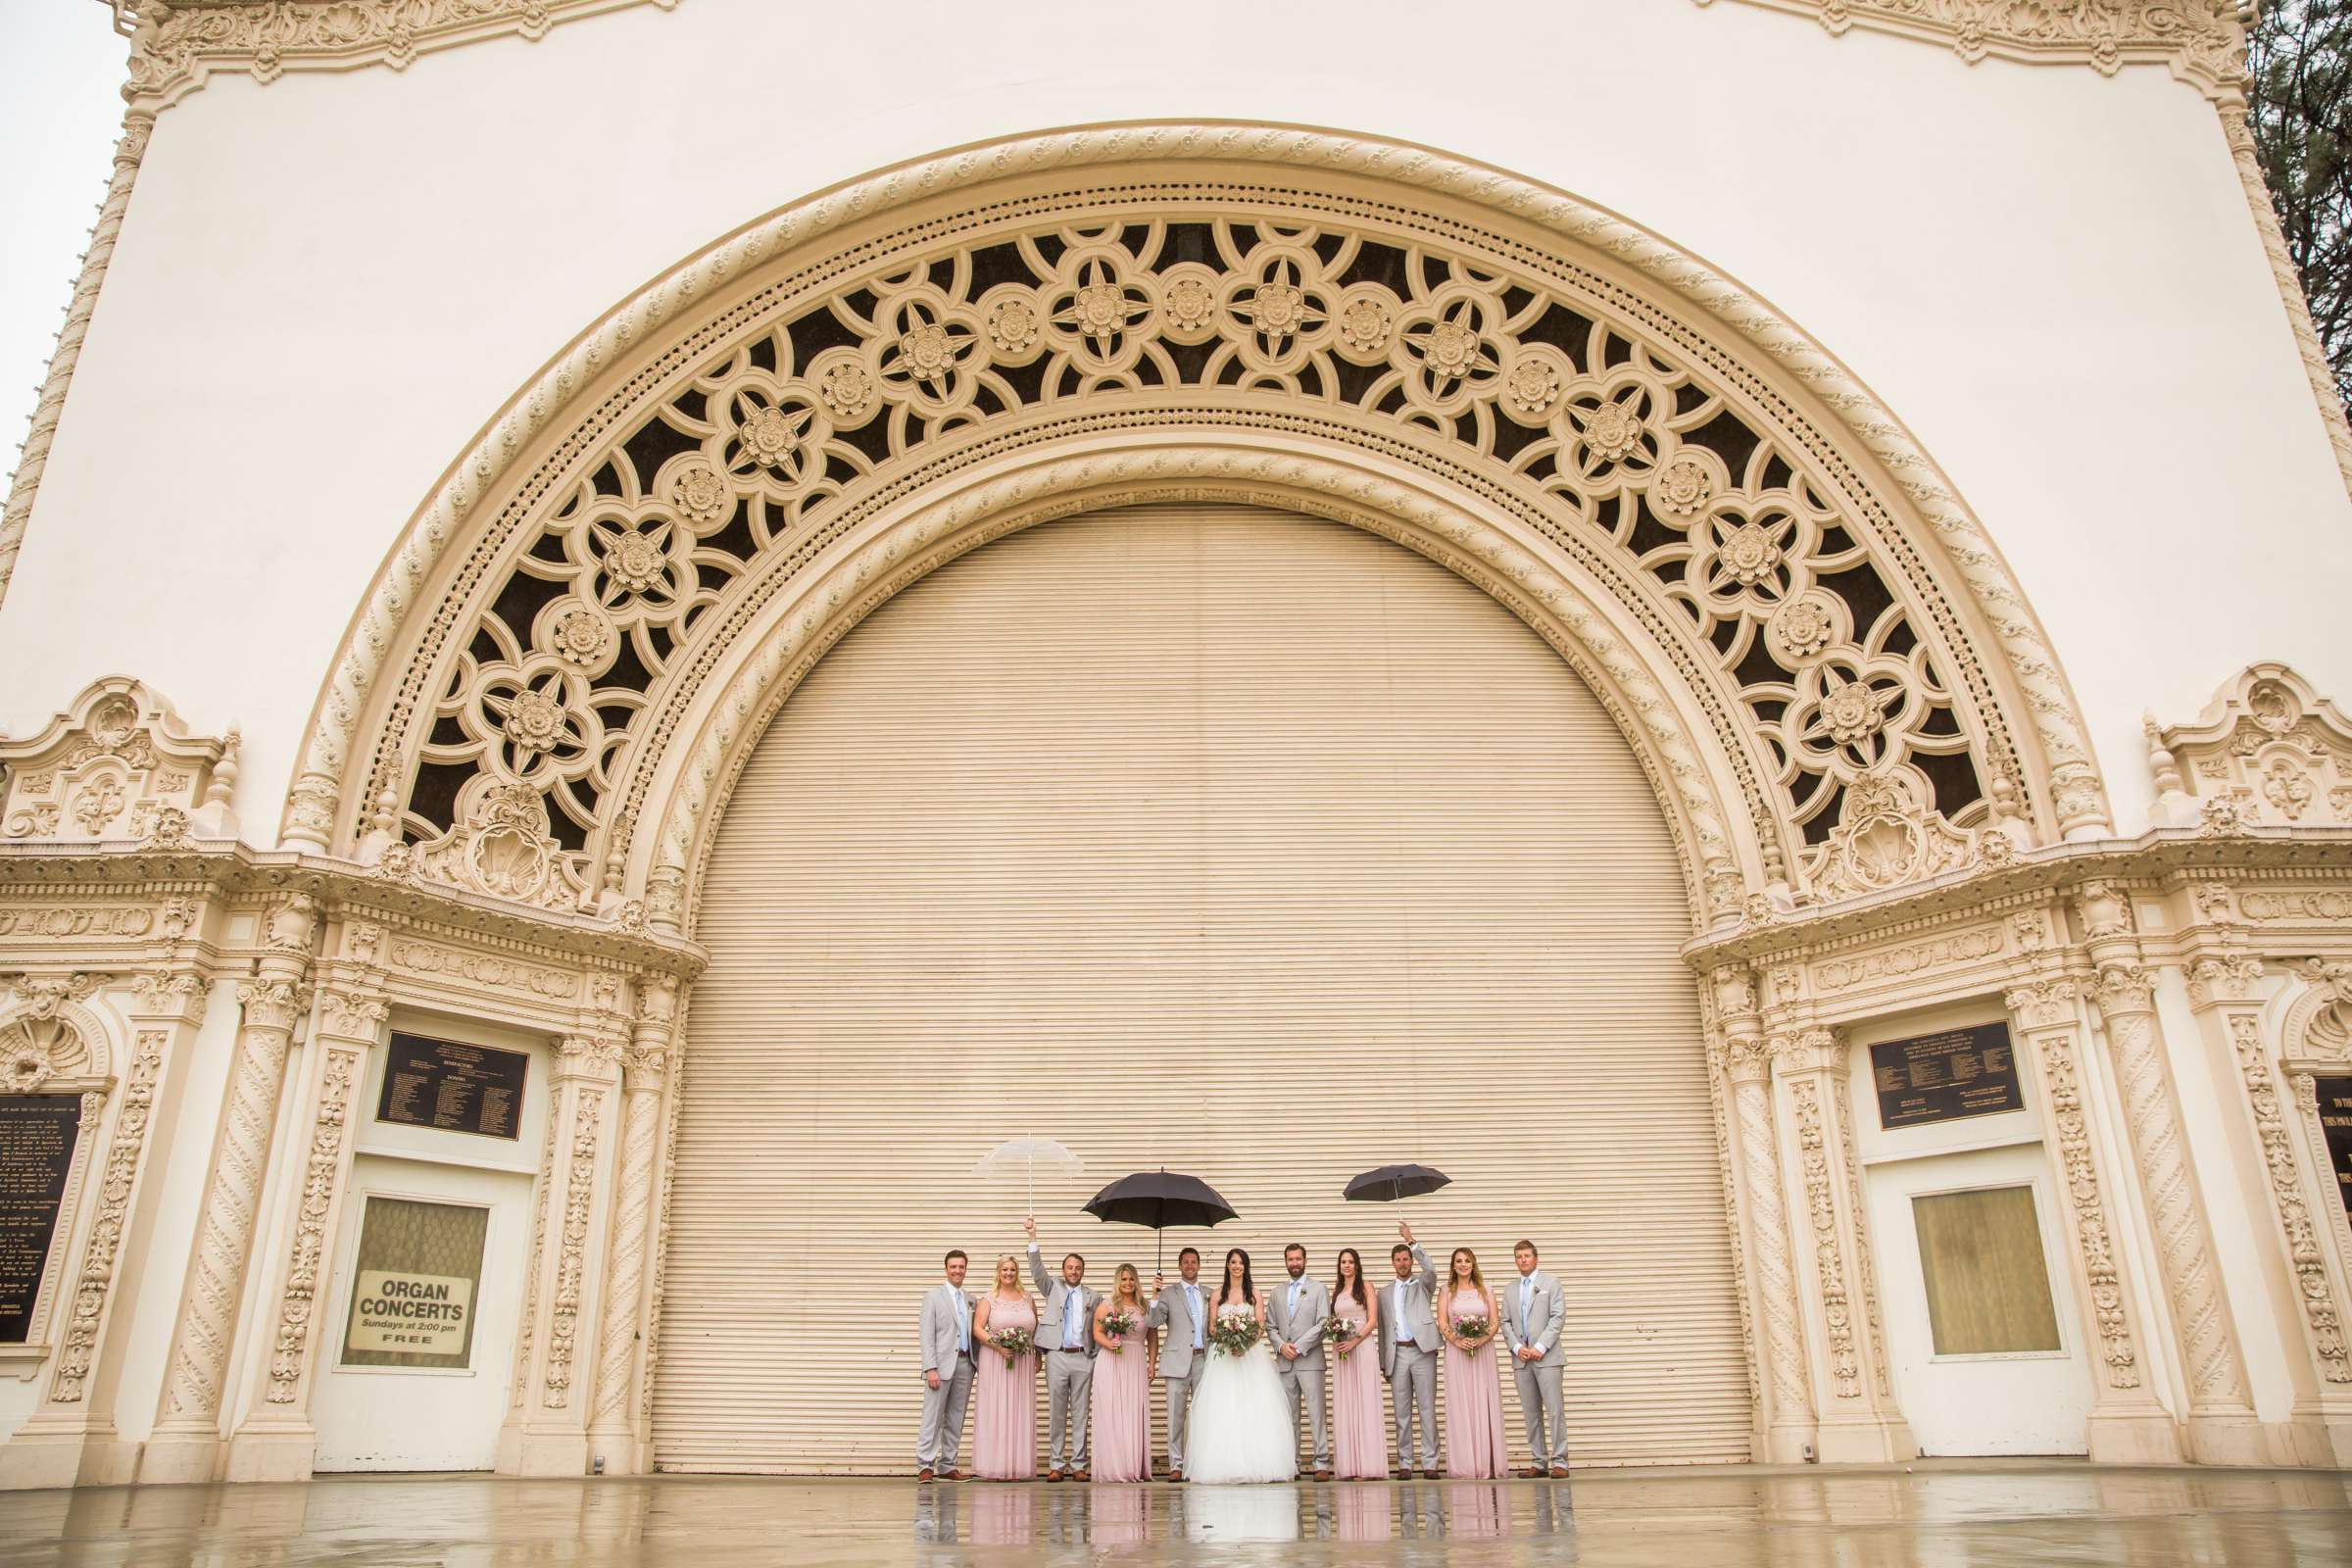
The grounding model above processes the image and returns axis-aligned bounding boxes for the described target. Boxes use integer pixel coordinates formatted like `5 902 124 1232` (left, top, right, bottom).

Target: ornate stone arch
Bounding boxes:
0 981 118 1368
284 123 2108 936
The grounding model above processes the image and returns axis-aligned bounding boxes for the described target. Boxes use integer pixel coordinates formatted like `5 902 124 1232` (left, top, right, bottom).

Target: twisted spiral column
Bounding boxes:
142 950 311 1480
587 979 676 1470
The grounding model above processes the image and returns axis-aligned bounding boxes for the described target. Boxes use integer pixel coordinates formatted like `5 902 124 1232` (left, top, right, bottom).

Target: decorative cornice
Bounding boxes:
111 2 679 112
1685 824 2352 968
1704 0 2246 100
0 841 703 976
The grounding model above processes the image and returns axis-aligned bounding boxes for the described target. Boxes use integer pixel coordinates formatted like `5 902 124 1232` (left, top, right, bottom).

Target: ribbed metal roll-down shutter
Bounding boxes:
655 504 1748 1471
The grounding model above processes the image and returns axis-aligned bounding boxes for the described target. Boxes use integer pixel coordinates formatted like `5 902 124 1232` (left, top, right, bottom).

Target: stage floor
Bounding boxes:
3 1461 2349 1565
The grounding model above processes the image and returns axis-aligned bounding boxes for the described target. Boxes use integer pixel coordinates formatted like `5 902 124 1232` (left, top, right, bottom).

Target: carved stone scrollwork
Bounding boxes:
47 1028 166 1405
263 1045 363 1403
1801 768 2011 901
2234 1022 2352 1383
2153 663 2352 832
116 1 679 111
1786 1074 1860 1399
543 1087 607 1410
2187 955 2265 1012
0 977 105 1094
2287 961 2352 1060
0 677 236 845
2019 1020 2142 1390
1704 0 2248 100
408 780 593 913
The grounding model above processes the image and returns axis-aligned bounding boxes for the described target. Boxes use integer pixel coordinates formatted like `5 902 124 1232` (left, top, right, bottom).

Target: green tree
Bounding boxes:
2246 1 2352 419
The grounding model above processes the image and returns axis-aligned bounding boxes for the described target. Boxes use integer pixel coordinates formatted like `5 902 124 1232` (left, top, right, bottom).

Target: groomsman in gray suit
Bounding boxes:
1377 1222 1442 1478
916 1250 975 1481
1024 1216 1102 1481
1266 1242 1334 1480
1148 1247 1209 1481
1505 1239 1571 1477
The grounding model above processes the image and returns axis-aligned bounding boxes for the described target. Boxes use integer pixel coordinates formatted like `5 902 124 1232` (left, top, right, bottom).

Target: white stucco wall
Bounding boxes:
1 0 2345 838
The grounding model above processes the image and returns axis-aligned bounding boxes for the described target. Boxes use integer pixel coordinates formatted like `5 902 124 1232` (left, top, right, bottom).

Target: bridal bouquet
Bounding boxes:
1321 1315 1353 1358
1100 1309 1137 1351
991 1326 1033 1361
1207 1314 1262 1358
1451 1313 1493 1349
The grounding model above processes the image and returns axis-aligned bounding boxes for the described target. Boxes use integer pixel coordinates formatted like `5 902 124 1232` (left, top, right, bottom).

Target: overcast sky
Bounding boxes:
2 1 138 498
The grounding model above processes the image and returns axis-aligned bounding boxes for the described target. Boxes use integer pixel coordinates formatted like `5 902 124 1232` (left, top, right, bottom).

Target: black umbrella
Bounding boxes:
1344 1163 1451 1202
1084 1169 1239 1272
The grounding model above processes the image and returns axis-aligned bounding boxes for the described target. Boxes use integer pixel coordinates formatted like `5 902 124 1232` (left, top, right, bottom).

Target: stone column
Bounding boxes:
2082 938 2263 1464
223 969 389 1483
2004 976 2181 1463
1715 997 1818 1462
143 896 316 1484
1770 1028 1911 1462
498 1032 621 1477
586 977 678 1474
0 964 209 1492
2182 950 2352 1464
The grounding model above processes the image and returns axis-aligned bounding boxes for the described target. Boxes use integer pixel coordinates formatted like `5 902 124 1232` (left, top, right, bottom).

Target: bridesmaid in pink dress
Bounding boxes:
1437 1248 1509 1479
971 1253 1039 1481
1088 1264 1152 1483
1328 1248 1388 1480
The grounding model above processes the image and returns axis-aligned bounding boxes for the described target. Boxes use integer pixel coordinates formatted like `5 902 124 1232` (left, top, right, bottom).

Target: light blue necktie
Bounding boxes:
1188 1284 1202 1349
1520 1278 1533 1338
954 1289 969 1354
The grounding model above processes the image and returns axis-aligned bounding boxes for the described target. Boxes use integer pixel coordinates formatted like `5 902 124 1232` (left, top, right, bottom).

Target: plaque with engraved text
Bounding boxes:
2317 1076 2352 1230
1871 1022 2026 1130
0 1097 81 1344
374 1032 527 1141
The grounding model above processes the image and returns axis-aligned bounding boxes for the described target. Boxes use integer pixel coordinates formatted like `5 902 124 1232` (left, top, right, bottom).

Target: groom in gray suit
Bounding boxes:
1147 1246 1209 1481
1266 1243 1334 1480
1505 1240 1571 1477
1024 1216 1102 1481
916 1250 974 1481
1377 1222 1441 1478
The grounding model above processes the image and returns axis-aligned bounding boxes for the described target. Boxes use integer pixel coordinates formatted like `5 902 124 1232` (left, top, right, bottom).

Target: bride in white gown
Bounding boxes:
1184 1249 1298 1486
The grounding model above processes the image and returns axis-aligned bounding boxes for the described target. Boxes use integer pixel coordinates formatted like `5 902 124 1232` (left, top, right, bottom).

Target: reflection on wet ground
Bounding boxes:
2 1464 2350 1565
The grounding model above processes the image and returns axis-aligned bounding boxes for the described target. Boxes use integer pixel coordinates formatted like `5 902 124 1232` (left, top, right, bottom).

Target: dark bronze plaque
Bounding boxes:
374 1032 527 1141
0 1097 81 1344
2316 1076 2352 1229
1871 1022 2026 1130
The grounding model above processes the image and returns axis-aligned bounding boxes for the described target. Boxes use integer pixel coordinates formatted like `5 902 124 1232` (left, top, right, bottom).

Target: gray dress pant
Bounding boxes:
1045 1348 1094 1469
1514 1357 1569 1467
1162 1361 1204 1472
1277 1348 1331 1468
1390 1343 1439 1468
917 1354 973 1470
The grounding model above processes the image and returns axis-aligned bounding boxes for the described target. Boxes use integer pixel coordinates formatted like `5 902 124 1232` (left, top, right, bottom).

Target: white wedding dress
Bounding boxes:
1185 1302 1298 1485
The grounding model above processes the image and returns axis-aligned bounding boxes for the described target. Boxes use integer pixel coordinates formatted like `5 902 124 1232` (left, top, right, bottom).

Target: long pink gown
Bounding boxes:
1330 1293 1386 1480
1440 1289 1509 1479
973 1294 1039 1481
1089 1301 1150 1482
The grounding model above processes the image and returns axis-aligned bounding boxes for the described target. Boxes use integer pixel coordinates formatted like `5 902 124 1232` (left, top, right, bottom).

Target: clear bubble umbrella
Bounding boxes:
973 1136 1085 1210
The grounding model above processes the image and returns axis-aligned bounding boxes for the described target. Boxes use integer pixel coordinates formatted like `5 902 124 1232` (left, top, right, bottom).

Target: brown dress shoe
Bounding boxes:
1391 1468 1411 1480
1168 1469 1185 1483
1548 1464 1572 1478
1313 1468 1333 1481
917 1468 935 1482
1072 1469 1091 1482
1421 1466 1442 1479
1047 1469 1065 1482
1518 1466 1544 1479
944 1469 965 1482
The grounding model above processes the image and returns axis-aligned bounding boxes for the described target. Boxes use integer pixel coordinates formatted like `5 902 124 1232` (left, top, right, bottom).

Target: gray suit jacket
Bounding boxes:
1147 1278 1212 1379
1501 1269 1567 1368
1027 1246 1103 1356
1375 1245 1439 1381
1266 1274 1332 1361
919 1283 974 1375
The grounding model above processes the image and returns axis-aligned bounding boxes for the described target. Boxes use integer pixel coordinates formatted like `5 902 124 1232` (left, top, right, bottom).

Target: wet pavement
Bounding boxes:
2 1463 2350 1565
